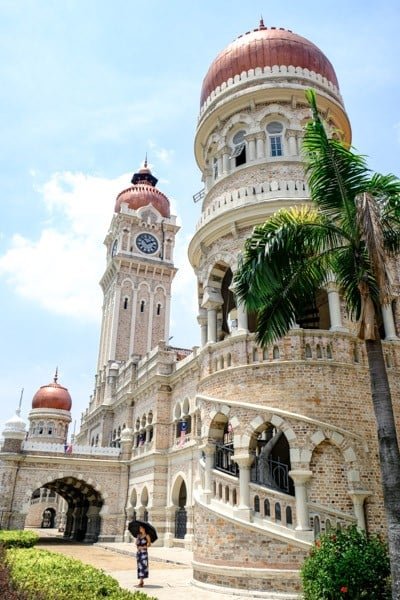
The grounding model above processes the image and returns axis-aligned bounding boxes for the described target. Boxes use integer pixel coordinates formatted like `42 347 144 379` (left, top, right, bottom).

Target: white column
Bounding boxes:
197 309 208 346
233 455 254 520
348 491 370 531
207 308 217 343
217 155 223 177
237 300 248 333
204 167 212 193
327 284 346 331
222 148 230 174
256 133 265 159
289 470 313 531
246 136 256 161
203 445 215 504
381 303 397 340
287 130 298 156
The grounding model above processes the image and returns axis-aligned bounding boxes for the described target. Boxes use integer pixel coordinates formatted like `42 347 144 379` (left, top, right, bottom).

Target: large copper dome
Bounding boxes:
114 164 170 217
200 21 339 106
32 373 72 411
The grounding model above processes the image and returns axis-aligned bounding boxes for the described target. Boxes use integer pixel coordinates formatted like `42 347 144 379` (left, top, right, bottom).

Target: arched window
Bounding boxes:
38 421 44 435
325 518 332 532
140 300 145 313
314 515 321 537
252 348 258 362
286 506 293 526
273 346 280 359
156 303 161 316
231 130 246 166
232 488 237 505
123 297 128 310
266 122 283 157
305 344 312 358
264 498 270 517
316 344 322 359
254 495 260 513
275 502 282 522
47 422 54 435
225 486 230 503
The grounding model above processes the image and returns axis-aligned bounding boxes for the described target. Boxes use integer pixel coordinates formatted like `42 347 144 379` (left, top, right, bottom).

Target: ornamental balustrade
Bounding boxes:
197 179 309 230
22 441 120 457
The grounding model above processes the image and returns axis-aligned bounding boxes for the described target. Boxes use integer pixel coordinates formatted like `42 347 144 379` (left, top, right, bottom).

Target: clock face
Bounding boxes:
136 233 159 254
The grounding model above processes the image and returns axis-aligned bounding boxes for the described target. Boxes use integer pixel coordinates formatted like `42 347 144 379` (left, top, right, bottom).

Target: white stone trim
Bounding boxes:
199 64 342 118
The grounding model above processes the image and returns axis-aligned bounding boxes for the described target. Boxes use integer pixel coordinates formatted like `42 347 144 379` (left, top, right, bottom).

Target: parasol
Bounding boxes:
128 519 158 543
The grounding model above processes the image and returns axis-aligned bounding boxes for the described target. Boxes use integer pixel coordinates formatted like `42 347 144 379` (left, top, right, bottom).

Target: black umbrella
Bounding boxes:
128 519 158 543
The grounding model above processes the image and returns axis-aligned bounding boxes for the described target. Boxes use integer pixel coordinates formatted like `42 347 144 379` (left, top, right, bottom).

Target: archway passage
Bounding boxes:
42 476 103 543
174 480 187 539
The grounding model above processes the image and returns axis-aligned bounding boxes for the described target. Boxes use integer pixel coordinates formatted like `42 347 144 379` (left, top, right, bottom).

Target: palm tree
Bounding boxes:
235 89 400 598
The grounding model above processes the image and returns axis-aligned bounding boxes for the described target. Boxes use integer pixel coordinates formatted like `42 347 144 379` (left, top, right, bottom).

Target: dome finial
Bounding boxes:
54 367 58 384
17 387 24 416
144 153 148 168
259 16 265 28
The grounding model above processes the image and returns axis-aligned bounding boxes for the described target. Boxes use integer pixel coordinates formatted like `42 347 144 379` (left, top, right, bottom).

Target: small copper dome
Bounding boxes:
200 21 339 106
114 162 170 217
32 372 72 411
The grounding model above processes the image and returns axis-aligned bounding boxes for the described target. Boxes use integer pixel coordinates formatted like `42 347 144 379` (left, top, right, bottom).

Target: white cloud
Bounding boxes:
0 169 198 329
0 171 129 321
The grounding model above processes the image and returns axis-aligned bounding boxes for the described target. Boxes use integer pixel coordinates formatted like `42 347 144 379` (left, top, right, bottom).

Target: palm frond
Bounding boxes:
303 89 370 226
235 206 343 345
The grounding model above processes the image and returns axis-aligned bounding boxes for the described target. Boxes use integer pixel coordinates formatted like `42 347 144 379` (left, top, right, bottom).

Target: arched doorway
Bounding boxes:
35 477 103 543
174 480 187 539
250 424 294 496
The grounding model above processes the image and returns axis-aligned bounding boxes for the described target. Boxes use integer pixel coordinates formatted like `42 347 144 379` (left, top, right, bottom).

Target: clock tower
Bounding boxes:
96 161 179 371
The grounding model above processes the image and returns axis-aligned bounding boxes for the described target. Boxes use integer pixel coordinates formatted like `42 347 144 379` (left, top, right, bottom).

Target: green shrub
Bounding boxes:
301 525 391 599
5 548 155 600
0 530 39 548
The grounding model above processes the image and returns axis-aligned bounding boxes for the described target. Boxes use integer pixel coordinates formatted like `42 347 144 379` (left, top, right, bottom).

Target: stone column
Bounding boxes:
236 300 248 333
217 154 223 178
286 129 298 156
289 470 313 531
203 444 215 504
326 282 347 331
201 286 223 344
204 167 212 193
255 132 265 159
221 147 230 175
233 454 254 520
197 309 208 346
206 308 217 343
381 303 397 340
348 491 371 531
245 135 256 161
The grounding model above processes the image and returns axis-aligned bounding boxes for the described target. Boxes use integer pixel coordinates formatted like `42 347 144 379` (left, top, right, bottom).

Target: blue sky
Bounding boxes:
0 0 399 436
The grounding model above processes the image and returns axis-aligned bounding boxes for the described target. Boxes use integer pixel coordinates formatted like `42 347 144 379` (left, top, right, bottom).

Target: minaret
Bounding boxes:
96 161 179 372
1 389 26 453
189 22 351 344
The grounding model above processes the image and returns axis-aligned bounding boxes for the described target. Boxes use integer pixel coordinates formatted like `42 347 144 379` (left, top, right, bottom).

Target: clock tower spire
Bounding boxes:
96 163 179 372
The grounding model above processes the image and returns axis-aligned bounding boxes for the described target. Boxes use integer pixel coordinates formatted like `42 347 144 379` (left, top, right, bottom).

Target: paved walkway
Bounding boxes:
34 530 297 600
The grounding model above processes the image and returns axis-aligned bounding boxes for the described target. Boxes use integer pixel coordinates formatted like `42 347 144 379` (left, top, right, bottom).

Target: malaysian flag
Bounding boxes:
179 420 188 447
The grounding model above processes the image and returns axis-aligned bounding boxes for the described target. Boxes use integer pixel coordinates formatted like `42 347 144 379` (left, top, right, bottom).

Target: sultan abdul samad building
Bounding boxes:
1 21 400 598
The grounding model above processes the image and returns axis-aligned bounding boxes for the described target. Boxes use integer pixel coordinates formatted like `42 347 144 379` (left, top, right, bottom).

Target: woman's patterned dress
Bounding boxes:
136 534 149 579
